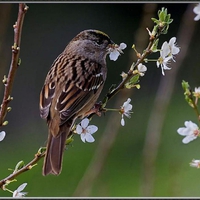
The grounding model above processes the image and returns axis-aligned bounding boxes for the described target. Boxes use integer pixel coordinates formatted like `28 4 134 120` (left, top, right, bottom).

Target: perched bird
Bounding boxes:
39 29 116 176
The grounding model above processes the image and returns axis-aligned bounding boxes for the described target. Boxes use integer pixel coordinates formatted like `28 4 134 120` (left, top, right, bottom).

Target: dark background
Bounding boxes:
0 2 200 197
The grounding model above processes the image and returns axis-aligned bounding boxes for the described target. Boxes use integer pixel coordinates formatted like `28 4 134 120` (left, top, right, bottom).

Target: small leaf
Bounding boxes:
66 136 74 145
151 18 159 23
13 161 25 173
2 121 8 126
182 80 190 91
37 147 46 155
130 74 140 84
159 9 165 21
151 38 159 52
125 74 140 89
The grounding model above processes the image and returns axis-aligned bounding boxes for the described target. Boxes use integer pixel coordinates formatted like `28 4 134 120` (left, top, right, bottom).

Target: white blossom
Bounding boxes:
190 159 200 168
157 37 180 75
156 41 172 75
109 43 127 61
13 183 27 198
0 131 6 142
177 121 200 144
76 118 98 143
120 98 133 126
194 86 200 98
193 3 200 21
138 63 147 76
168 37 180 61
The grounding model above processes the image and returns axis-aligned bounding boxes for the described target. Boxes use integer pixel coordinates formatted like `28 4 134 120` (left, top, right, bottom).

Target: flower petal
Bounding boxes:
76 124 83 135
172 47 180 55
13 191 18 197
188 121 199 130
85 133 95 143
194 3 200 14
177 127 190 136
81 118 89 129
169 37 176 45
87 125 98 134
138 63 147 72
121 117 125 126
161 42 170 57
109 50 120 61
123 98 131 108
124 104 132 112
182 135 197 144
80 133 86 143
156 60 160 68
17 183 27 192
194 15 200 21
119 43 127 50
161 66 165 76
0 131 6 141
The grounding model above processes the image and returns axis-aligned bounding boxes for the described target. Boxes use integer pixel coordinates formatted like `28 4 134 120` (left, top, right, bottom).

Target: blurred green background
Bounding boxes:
0 2 200 197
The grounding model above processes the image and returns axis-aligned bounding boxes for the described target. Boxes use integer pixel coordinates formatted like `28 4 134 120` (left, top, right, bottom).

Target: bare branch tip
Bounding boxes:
24 5 29 11
13 22 17 29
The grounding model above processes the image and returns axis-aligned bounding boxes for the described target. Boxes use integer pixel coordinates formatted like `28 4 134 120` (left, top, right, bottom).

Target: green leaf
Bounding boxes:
66 136 74 145
159 9 165 21
130 74 140 84
13 160 25 173
38 147 46 155
182 80 190 92
151 18 159 23
151 38 159 52
125 74 140 89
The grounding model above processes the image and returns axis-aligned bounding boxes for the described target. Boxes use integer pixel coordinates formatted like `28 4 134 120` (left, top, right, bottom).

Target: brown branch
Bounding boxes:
0 3 28 126
0 151 45 189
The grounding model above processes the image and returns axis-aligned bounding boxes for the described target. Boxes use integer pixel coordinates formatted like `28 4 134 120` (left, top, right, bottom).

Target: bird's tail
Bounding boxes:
42 124 71 176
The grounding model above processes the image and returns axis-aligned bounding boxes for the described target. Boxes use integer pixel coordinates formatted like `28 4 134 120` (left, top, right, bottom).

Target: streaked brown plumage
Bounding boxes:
39 30 115 176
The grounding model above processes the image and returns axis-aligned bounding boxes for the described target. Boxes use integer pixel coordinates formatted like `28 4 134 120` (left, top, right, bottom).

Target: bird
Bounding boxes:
39 29 116 176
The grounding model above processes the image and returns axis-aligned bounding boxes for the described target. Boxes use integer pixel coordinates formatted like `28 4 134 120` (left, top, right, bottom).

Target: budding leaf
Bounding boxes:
66 136 74 145
181 80 194 108
151 39 159 52
13 160 25 173
38 147 46 155
125 74 140 89
159 9 165 21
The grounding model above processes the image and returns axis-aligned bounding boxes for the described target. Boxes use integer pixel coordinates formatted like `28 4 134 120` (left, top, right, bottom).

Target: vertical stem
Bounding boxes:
0 3 28 126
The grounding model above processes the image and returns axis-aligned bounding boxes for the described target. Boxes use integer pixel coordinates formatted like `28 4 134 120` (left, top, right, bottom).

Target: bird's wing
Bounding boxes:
39 53 105 124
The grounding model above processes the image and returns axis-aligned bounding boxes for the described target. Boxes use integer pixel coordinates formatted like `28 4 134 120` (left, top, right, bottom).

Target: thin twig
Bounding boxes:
140 4 196 197
0 3 28 126
0 4 12 94
0 151 45 189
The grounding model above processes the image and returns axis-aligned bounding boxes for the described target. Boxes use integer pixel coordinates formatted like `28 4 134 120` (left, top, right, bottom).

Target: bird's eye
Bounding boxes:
94 39 103 46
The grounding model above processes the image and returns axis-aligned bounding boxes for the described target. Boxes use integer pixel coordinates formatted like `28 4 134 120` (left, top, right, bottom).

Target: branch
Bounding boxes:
0 3 28 126
0 150 45 189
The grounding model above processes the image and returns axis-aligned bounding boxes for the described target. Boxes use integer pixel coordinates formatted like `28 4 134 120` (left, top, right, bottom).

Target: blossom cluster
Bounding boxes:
76 98 133 143
157 37 180 75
